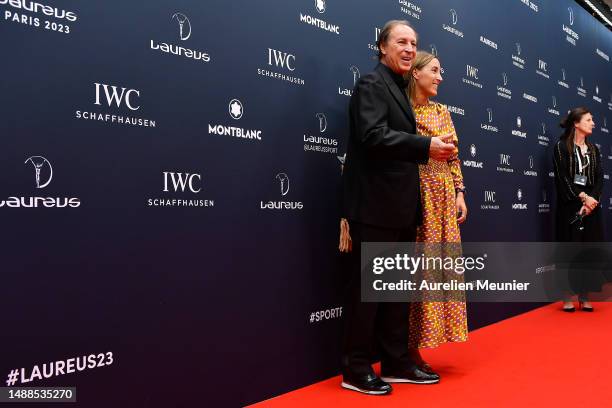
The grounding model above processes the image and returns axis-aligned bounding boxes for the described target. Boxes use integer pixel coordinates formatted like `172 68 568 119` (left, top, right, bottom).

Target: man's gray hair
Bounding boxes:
376 20 416 60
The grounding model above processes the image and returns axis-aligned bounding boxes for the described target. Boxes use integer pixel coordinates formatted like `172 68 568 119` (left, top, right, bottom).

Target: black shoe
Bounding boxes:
341 373 392 395
562 306 576 312
419 362 438 376
580 302 594 312
381 366 440 384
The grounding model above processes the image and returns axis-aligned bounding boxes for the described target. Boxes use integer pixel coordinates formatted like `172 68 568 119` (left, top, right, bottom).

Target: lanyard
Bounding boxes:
575 147 590 175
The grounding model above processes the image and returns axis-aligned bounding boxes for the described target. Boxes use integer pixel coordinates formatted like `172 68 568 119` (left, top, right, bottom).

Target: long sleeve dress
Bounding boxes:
408 102 468 349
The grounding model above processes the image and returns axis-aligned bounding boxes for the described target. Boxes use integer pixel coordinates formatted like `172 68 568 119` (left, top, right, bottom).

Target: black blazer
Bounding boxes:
553 139 603 203
342 63 431 229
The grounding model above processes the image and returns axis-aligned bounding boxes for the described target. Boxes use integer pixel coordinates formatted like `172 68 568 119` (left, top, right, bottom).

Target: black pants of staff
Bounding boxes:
341 221 416 377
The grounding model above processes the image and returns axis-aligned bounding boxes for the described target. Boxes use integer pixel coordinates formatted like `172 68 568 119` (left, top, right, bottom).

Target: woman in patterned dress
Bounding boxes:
403 51 468 371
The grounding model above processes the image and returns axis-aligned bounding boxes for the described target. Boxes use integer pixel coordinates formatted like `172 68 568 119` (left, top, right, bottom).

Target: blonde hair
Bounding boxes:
405 51 439 106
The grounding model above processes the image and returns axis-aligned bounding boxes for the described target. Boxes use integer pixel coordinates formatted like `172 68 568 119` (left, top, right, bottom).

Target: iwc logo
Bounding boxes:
481 190 499 210
258 48 305 86
147 171 215 208
463 64 483 89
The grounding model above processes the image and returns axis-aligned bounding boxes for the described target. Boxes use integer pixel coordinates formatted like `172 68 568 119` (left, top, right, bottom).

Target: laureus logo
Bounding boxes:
516 43 521 56
315 0 326 13
430 44 438 57
568 7 574 26
228 99 243 120
0 157 80 208
450 9 458 25
349 65 361 86
276 173 290 196
261 173 303 210
481 108 498 132
470 144 477 157
316 113 327 133
172 12 191 41
502 72 508 86
517 116 522 128
150 12 210 63
552 96 557 108
24 156 53 189
517 189 523 201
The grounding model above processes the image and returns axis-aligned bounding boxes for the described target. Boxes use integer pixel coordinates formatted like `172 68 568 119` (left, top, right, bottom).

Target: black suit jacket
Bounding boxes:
342 63 431 229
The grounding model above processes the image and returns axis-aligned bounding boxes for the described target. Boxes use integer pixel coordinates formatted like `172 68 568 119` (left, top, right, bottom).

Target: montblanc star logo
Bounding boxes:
228 99 243 120
315 0 326 13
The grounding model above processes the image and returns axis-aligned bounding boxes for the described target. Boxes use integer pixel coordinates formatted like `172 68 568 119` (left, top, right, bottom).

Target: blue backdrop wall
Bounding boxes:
1 0 611 406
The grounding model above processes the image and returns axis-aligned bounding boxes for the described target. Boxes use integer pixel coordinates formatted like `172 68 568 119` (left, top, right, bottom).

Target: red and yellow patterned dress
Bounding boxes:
408 102 468 349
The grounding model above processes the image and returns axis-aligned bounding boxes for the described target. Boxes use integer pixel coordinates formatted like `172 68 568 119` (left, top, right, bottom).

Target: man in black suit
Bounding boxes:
340 20 455 395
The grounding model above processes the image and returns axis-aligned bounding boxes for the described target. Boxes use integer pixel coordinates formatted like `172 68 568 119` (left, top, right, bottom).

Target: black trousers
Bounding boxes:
341 221 417 376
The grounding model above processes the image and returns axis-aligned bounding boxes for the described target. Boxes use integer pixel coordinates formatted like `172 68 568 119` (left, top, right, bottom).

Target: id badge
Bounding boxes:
574 174 587 186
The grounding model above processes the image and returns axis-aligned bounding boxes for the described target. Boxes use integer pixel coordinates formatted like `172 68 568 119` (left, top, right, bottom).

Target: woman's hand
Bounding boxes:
456 192 467 224
584 195 598 211
579 205 592 216
339 218 352 253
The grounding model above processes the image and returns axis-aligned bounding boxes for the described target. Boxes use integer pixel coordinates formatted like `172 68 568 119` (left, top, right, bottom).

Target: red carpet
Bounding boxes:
252 303 611 407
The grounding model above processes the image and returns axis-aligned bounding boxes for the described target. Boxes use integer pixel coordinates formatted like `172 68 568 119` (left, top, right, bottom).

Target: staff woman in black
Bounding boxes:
552 107 603 312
